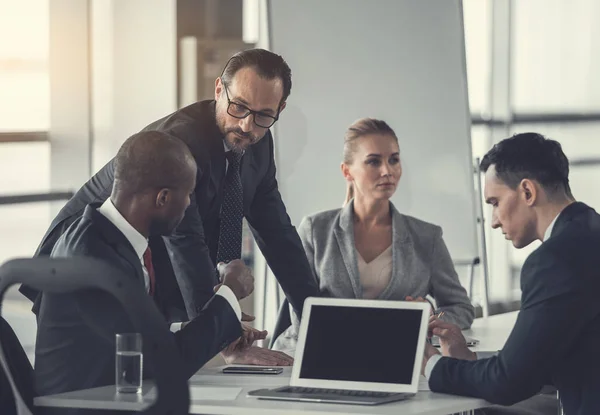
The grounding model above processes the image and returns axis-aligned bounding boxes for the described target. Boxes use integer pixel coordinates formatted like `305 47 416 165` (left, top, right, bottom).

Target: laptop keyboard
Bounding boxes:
282 387 394 398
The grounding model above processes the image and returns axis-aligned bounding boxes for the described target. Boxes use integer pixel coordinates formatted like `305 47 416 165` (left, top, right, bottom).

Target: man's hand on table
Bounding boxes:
238 323 268 349
220 322 293 366
429 319 477 361
221 345 294 366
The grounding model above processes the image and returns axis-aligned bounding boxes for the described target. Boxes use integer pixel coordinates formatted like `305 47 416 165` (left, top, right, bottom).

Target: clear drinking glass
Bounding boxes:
115 333 143 393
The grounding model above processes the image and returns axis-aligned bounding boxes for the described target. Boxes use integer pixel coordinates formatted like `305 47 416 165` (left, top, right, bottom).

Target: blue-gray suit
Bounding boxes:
273 201 474 352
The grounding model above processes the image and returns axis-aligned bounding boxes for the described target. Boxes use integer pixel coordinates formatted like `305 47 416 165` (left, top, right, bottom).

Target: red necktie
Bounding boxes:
143 247 156 296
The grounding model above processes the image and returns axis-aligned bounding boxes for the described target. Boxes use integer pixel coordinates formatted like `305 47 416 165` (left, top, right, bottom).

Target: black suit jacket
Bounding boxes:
429 202 600 414
34 204 241 402
25 100 318 319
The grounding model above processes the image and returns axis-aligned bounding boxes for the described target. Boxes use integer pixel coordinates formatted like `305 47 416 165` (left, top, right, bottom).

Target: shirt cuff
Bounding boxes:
215 285 242 321
475 351 498 359
424 354 443 380
169 322 183 333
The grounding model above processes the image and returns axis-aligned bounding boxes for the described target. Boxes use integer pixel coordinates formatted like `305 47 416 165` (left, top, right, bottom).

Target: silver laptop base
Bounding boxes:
248 386 414 406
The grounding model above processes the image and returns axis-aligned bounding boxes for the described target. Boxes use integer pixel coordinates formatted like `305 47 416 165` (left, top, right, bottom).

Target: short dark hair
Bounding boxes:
480 132 572 198
114 131 196 195
221 48 292 106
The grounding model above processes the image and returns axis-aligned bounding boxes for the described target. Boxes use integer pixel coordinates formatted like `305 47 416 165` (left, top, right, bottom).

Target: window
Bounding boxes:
0 0 50 132
0 0 51 311
464 0 600 306
0 142 51 264
512 0 600 113
463 0 492 116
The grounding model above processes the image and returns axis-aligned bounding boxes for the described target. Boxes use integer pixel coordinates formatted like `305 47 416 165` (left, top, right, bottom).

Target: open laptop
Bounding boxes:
248 297 430 406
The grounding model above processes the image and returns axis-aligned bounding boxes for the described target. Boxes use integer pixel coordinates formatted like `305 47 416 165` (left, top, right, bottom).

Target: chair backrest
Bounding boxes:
0 257 190 415
269 298 292 349
0 315 34 415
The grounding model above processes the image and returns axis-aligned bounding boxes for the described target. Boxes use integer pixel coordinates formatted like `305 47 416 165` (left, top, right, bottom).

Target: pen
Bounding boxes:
427 311 445 344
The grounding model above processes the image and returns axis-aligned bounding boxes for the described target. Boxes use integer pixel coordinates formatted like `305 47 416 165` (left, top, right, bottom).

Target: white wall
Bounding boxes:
49 0 92 191
91 0 178 172
269 0 477 262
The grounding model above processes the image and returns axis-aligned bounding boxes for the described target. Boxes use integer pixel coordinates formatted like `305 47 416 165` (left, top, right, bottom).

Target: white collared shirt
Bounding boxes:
223 139 245 173
96 199 241 331
543 213 560 242
98 199 150 291
424 210 564 380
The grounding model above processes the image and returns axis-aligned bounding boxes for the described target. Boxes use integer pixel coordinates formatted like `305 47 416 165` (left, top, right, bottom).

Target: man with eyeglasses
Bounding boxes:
23 48 318 366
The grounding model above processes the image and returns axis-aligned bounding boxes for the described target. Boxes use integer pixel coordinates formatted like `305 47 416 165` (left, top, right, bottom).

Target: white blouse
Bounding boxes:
357 245 393 299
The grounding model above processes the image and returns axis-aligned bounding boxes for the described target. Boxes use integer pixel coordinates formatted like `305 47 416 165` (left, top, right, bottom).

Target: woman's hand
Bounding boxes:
405 295 435 316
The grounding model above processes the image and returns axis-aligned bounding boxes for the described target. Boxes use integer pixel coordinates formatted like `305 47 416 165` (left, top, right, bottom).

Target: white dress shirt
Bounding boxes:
424 210 562 379
357 246 392 299
223 139 245 172
97 199 242 331
224 139 231 169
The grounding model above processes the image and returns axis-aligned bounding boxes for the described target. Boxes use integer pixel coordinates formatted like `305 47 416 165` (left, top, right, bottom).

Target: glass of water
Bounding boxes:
115 333 143 393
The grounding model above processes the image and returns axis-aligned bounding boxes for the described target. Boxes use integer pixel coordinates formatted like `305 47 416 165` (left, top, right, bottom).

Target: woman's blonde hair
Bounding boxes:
343 118 398 205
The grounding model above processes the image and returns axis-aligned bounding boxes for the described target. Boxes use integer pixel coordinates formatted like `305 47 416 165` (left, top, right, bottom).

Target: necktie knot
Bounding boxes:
143 246 152 262
227 150 242 169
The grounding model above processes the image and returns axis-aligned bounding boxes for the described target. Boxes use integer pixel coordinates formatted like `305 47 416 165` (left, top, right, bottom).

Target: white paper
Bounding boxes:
418 375 430 391
189 385 242 401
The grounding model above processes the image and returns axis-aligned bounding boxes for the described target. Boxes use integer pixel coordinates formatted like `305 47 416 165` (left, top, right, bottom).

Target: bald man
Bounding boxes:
34 131 254 404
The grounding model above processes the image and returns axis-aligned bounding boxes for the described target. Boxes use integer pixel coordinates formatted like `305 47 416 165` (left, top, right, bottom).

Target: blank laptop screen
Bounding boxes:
299 305 422 385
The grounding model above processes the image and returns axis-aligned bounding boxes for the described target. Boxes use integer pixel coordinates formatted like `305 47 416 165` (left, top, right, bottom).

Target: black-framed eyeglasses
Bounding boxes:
222 82 279 128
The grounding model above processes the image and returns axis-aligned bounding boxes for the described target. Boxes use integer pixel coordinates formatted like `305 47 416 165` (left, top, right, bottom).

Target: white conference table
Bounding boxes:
34 311 519 415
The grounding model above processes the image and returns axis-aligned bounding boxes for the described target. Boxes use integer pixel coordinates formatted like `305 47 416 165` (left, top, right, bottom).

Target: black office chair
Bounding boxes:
0 257 190 415
0 315 34 415
269 298 292 349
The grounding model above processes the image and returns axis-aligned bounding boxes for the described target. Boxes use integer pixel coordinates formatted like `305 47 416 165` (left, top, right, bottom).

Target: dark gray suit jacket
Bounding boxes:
34 204 241 405
429 202 600 414
273 201 474 351
24 100 318 319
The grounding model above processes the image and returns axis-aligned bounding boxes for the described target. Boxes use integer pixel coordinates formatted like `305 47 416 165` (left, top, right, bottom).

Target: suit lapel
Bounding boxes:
333 201 363 298
207 136 226 205
377 205 413 300
85 206 145 287
240 148 258 213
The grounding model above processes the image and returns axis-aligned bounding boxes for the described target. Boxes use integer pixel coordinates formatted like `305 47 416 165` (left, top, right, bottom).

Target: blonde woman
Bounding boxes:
273 118 473 353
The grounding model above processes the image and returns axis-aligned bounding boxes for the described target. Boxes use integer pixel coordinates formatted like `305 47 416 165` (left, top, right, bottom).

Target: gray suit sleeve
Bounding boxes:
429 228 475 329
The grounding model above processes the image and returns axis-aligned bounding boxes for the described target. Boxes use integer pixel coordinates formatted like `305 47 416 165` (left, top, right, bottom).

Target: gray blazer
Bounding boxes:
273 201 474 352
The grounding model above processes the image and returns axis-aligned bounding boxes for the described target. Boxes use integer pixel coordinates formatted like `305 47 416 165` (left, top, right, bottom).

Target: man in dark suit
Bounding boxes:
422 133 600 414
24 50 319 355
34 131 259 406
